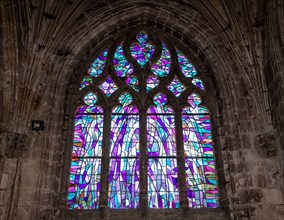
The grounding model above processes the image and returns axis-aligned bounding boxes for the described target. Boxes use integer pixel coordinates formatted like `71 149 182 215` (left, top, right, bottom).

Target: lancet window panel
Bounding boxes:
67 30 219 210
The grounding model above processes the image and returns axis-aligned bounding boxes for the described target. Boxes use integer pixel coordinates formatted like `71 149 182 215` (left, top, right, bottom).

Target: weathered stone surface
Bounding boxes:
5 133 27 159
255 132 277 158
0 1 283 220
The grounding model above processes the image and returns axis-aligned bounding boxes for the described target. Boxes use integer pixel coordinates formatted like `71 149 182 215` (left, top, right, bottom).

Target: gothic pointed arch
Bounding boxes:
67 29 219 210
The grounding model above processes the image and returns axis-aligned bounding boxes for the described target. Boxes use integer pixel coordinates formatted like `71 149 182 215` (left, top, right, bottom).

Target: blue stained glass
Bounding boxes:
148 158 179 208
114 44 134 77
69 31 219 211
192 78 205 90
177 50 197 78
167 77 186 97
182 114 213 157
126 76 139 92
110 114 139 157
147 93 173 114
185 158 218 208
114 93 139 114
84 92 97 106
108 92 140 208
76 105 103 114
73 113 104 157
130 32 155 67
88 50 108 77
146 76 159 92
108 158 140 208
152 43 171 77
182 93 208 114
147 114 176 157
67 158 101 209
118 93 132 105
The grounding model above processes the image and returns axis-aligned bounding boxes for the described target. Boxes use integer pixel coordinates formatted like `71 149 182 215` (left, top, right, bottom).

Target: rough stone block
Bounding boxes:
263 189 284 204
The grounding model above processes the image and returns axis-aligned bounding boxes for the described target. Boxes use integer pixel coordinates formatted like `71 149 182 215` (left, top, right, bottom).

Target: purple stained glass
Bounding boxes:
146 76 159 92
88 50 108 77
72 113 104 157
99 76 118 96
113 93 139 114
192 78 205 90
113 44 134 77
148 93 174 114
130 32 155 67
80 77 92 90
67 158 101 209
152 43 171 77
108 158 140 208
177 50 197 78
69 31 220 211
148 158 180 208
76 105 103 114
110 114 139 157
108 93 140 208
147 92 179 208
147 114 176 157
167 76 186 97
185 158 219 208
182 93 208 114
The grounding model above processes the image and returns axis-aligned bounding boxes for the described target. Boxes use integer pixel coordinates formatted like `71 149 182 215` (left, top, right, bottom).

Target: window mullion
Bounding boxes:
175 110 189 210
99 107 112 215
139 108 148 215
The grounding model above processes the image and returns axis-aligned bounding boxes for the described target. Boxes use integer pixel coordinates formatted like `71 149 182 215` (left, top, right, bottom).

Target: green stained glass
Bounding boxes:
80 77 92 90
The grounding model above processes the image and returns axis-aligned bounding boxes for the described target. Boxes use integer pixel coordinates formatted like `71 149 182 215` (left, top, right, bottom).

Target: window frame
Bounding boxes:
61 28 228 218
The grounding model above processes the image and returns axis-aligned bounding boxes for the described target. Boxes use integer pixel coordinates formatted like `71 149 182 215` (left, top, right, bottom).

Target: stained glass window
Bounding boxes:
108 93 140 208
147 94 179 208
68 31 219 211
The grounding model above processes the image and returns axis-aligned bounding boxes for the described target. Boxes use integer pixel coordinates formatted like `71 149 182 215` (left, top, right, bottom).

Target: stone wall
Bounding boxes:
0 1 283 220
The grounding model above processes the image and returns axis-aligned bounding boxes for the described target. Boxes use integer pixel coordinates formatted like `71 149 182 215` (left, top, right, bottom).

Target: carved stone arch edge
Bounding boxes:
58 26 233 220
